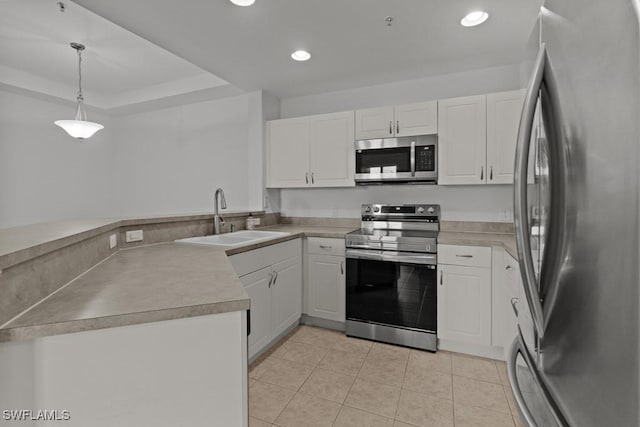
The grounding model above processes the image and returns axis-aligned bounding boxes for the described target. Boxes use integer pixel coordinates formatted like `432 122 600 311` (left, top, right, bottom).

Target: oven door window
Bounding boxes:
346 258 437 332
356 148 411 174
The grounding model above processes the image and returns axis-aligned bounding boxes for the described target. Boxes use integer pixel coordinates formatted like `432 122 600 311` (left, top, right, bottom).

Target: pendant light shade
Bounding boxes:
54 42 104 140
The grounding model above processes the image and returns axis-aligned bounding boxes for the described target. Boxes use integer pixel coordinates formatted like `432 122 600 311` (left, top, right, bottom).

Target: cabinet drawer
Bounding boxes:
438 244 491 268
307 237 345 256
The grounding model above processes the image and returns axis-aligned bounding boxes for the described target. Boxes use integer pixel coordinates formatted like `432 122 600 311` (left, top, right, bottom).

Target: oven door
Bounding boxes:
345 249 437 333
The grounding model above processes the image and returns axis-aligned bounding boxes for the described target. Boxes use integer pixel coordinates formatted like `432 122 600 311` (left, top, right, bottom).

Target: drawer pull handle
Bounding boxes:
340 261 344 275
440 271 443 285
456 254 473 258
319 245 333 249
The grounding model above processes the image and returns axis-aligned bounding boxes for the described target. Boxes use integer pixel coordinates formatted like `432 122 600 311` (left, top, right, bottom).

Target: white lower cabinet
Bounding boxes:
271 256 303 337
240 267 272 357
304 238 346 323
437 244 493 356
491 247 520 351
438 264 492 346
229 239 302 360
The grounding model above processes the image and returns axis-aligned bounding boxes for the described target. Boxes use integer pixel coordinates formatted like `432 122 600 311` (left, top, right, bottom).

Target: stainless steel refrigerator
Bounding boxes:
508 0 640 425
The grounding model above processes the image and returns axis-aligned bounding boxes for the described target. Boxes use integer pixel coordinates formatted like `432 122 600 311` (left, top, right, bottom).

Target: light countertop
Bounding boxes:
0 225 352 343
0 218 517 343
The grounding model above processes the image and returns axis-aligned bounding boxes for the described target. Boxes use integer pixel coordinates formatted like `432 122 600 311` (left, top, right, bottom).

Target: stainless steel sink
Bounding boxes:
176 230 289 247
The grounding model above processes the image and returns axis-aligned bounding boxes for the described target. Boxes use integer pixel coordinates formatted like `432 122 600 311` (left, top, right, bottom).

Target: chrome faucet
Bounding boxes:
213 188 227 235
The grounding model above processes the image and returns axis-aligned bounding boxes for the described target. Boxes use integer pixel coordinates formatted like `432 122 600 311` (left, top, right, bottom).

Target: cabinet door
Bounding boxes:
437 95 487 185
239 267 273 359
271 256 302 337
395 101 438 137
355 106 395 140
267 117 310 188
486 90 525 184
437 264 491 346
309 111 355 187
307 254 345 322
491 247 518 349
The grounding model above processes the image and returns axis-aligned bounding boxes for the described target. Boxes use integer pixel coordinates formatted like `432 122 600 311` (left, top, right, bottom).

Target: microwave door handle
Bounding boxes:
410 140 416 177
507 333 569 427
514 42 546 338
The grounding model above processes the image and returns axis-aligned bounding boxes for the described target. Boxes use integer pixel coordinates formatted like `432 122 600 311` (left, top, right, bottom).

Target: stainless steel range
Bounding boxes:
345 204 439 351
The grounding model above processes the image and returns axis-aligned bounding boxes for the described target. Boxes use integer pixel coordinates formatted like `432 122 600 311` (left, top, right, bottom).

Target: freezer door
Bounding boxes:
507 333 568 427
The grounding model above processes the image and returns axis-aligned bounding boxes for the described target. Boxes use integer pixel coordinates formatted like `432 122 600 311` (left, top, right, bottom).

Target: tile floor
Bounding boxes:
248 325 525 427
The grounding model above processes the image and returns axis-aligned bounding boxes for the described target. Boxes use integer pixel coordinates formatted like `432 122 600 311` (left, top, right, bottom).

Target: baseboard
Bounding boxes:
248 318 301 364
300 314 346 332
438 338 506 361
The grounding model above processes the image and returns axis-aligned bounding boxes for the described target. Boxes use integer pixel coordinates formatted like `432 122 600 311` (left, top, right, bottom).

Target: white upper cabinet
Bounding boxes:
394 101 438 137
355 106 394 140
267 117 310 188
267 111 355 188
486 90 526 184
309 111 355 187
438 95 487 185
355 101 437 140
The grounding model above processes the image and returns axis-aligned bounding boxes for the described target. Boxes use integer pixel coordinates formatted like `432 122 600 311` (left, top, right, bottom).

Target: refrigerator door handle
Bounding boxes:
507 331 568 427
514 43 547 337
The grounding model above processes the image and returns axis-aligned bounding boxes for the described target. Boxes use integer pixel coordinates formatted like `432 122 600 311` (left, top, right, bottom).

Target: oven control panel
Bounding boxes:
361 204 440 222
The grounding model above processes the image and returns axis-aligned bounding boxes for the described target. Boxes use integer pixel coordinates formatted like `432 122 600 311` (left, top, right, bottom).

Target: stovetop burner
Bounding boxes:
346 204 440 254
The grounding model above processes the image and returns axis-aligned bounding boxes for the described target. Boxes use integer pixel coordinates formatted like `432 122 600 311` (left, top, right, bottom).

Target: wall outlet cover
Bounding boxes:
109 234 117 249
125 230 144 243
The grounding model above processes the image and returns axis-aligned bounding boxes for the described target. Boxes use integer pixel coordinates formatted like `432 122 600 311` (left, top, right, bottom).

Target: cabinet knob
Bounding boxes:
505 265 514 271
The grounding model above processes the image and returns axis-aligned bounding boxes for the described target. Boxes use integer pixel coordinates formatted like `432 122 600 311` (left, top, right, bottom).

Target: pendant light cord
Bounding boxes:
74 46 87 121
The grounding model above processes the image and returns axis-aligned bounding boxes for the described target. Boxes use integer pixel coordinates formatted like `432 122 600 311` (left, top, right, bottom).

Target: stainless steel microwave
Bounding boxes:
354 135 437 184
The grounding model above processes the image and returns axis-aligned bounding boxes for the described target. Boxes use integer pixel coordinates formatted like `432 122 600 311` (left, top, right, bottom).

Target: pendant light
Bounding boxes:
54 42 104 140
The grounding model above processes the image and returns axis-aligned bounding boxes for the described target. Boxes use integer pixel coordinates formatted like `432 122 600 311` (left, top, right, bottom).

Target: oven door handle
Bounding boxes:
346 249 436 265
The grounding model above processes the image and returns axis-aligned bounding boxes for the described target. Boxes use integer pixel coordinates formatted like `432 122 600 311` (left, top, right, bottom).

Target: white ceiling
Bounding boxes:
0 0 228 109
1 0 543 108
73 0 543 99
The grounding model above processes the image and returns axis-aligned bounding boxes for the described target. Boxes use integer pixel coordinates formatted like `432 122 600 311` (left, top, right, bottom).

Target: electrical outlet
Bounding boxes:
125 230 144 243
109 234 117 249
263 195 269 209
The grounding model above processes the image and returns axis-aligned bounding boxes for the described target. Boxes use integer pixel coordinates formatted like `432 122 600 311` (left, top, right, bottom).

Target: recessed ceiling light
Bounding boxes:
291 50 311 62
461 11 489 27
229 0 255 6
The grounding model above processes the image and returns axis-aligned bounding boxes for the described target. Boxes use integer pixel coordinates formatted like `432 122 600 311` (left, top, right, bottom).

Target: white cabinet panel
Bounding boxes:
232 239 302 359
355 106 394 140
271 256 302 338
395 101 438 137
309 111 355 187
307 254 345 322
486 90 525 184
239 267 272 358
438 264 491 346
438 95 487 185
267 118 310 188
